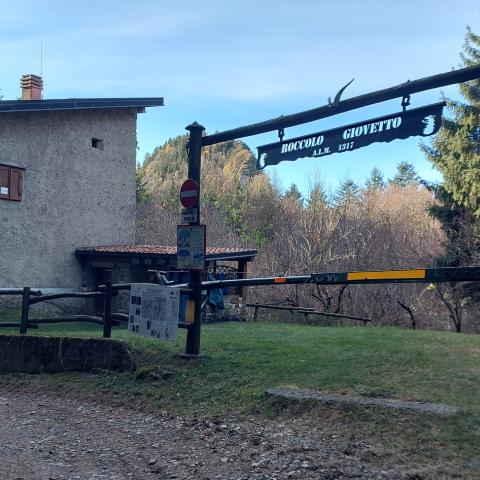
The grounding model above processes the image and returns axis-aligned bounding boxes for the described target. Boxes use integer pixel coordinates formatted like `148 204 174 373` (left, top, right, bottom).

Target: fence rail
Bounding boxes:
29 291 105 305
246 303 371 325
0 284 118 338
2 265 480 339
0 282 198 338
0 288 42 296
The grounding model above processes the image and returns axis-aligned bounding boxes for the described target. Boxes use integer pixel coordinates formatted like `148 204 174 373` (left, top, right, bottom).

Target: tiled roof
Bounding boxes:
75 245 257 259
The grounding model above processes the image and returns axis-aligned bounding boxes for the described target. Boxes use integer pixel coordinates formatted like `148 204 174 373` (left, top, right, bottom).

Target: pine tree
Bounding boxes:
284 183 303 202
306 182 328 210
390 161 419 187
423 27 480 214
135 162 150 203
422 26 480 265
365 167 385 189
333 178 359 206
421 26 480 332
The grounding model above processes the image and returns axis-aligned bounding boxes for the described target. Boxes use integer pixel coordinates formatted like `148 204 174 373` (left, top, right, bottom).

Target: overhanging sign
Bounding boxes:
257 102 445 169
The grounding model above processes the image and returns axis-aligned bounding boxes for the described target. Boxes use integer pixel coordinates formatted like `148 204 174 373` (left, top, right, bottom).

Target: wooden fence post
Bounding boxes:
103 281 112 338
19 287 30 335
253 306 259 322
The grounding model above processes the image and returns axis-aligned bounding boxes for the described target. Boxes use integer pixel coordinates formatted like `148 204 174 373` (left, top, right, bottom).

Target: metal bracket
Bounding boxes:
401 95 411 112
278 128 285 142
329 78 354 107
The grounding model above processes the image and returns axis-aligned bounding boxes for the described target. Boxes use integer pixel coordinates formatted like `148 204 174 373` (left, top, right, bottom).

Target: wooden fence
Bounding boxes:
0 282 121 338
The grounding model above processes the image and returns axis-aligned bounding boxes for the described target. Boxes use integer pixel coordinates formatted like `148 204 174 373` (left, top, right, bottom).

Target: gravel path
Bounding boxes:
0 390 414 480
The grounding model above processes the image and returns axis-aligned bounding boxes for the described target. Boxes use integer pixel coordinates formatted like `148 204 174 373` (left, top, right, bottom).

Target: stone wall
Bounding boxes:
0 335 135 373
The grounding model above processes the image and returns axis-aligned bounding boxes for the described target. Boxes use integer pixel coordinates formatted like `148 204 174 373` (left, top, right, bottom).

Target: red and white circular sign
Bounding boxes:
180 179 199 209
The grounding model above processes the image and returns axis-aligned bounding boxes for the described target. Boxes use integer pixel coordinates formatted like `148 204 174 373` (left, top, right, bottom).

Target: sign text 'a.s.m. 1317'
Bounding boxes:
256 102 445 169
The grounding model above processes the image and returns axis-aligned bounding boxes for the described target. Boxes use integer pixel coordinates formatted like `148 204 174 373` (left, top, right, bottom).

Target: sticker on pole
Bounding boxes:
180 179 199 209
177 224 206 270
181 208 198 224
128 284 180 342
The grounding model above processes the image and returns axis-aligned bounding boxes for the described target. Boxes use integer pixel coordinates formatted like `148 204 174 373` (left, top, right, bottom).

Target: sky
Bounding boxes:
1 0 479 195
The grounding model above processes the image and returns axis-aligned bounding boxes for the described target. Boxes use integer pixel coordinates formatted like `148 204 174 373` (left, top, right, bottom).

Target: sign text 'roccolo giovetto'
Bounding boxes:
256 102 445 169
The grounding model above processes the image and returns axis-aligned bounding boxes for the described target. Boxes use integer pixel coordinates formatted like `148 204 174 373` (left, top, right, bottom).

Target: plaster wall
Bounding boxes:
0 108 137 289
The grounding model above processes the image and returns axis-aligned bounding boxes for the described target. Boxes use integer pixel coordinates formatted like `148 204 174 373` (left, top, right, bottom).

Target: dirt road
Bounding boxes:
0 390 412 480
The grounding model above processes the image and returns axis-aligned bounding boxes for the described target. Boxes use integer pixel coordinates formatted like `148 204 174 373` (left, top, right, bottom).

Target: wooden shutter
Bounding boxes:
0 166 9 200
10 168 24 201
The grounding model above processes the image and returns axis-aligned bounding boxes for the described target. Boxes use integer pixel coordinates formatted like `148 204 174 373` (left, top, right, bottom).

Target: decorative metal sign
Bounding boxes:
257 102 445 169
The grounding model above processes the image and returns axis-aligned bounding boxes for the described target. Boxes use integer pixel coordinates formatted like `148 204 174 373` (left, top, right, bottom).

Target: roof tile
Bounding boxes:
75 244 257 257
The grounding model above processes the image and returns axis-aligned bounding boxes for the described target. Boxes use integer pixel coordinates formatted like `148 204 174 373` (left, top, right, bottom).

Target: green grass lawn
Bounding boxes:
1 313 479 476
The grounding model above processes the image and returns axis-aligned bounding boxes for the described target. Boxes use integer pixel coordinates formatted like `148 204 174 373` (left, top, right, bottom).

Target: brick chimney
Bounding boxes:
20 74 43 100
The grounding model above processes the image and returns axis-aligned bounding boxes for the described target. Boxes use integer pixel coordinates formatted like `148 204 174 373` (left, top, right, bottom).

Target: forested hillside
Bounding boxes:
135 134 454 330
136 28 480 333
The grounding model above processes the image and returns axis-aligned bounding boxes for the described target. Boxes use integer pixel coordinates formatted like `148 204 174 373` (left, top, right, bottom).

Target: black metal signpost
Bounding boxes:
183 122 205 357
182 64 480 356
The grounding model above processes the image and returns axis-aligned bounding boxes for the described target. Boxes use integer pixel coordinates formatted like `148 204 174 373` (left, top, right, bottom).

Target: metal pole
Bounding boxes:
103 281 112 338
19 287 30 335
202 64 480 146
184 122 205 356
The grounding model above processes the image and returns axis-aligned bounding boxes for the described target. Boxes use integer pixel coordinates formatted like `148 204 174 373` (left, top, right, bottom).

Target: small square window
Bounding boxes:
92 138 104 150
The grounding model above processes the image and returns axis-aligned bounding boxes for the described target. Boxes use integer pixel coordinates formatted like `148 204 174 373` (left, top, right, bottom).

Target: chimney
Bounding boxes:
20 74 43 100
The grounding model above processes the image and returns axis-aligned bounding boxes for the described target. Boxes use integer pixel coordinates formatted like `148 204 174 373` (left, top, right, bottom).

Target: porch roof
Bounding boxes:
75 245 257 262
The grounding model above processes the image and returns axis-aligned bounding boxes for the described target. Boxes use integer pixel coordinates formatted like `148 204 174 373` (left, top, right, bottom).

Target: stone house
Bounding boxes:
0 74 164 290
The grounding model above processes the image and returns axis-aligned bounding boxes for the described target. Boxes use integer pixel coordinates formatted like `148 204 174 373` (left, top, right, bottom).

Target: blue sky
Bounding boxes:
1 0 479 195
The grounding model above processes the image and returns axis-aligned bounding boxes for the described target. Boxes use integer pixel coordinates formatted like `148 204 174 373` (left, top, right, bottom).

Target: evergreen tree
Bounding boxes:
135 162 150 203
390 161 419 187
365 167 385 189
422 27 480 261
333 178 359 206
422 26 480 331
306 182 328 210
424 28 480 214
284 183 303 202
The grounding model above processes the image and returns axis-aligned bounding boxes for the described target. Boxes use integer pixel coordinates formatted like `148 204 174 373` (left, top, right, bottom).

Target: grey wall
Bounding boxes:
0 108 138 288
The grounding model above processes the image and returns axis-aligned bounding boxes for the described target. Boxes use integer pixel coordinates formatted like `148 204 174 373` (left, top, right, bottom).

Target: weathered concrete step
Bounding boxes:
266 387 459 416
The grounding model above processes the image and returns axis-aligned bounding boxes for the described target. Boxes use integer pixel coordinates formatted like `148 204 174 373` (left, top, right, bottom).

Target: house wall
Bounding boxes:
0 108 137 289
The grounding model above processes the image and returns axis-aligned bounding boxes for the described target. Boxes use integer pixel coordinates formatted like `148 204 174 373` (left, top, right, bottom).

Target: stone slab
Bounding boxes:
266 387 458 416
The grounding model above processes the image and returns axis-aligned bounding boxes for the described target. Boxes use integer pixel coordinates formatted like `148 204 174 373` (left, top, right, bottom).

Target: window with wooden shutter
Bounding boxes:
0 165 9 200
0 164 25 202
10 168 24 201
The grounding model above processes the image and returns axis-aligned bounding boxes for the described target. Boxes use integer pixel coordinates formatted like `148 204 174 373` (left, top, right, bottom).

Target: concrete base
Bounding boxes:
179 353 204 360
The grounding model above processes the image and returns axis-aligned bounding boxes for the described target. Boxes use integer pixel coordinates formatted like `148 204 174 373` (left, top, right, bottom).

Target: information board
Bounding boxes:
177 224 206 270
128 284 179 342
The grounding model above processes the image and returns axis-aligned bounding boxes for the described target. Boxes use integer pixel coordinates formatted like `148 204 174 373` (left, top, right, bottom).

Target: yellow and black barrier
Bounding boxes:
200 266 480 290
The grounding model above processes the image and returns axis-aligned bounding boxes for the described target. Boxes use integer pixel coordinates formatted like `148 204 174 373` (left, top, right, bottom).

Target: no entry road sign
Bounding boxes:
180 179 199 209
